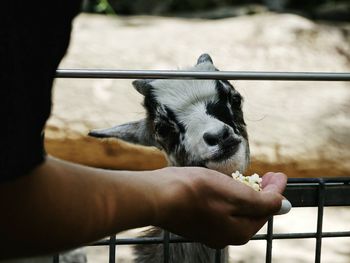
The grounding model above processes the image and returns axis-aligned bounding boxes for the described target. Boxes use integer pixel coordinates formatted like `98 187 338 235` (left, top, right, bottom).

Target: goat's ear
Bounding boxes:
197 53 214 65
132 79 153 96
88 119 158 148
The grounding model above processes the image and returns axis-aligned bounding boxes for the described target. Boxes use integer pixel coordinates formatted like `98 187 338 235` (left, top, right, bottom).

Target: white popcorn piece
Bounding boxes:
232 171 262 191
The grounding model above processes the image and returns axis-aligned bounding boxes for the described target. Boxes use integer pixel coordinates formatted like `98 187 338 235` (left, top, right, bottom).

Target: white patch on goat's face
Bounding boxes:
152 62 220 113
180 103 227 160
153 79 217 113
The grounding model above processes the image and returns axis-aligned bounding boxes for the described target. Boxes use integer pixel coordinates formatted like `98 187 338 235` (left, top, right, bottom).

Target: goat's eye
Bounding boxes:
230 95 242 107
155 123 169 138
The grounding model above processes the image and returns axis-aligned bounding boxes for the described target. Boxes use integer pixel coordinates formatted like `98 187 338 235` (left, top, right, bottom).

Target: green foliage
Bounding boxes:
82 0 116 14
82 0 350 20
95 0 116 14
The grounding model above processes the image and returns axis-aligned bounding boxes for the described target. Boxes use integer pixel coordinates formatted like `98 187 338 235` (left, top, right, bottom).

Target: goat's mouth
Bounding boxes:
186 141 241 164
203 141 249 175
210 145 239 162
208 138 241 162
185 145 238 167
175 139 249 175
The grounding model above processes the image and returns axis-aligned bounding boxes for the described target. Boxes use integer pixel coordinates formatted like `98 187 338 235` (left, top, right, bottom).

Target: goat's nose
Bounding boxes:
203 128 231 146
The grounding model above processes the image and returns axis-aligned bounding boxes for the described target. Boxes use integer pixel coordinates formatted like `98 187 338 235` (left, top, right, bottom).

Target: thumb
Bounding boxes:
259 191 292 216
262 172 292 215
238 191 291 217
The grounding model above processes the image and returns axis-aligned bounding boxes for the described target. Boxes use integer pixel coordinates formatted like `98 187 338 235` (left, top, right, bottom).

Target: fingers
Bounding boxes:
238 191 284 217
262 172 291 215
226 217 266 246
261 172 287 194
275 199 292 215
230 172 291 217
205 216 268 248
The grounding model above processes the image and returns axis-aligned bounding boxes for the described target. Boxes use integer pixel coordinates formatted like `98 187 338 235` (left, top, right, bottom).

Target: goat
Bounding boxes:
89 54 250 263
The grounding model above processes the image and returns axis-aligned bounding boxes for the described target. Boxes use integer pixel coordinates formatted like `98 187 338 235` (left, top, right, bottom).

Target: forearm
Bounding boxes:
0 156 158 259
0 157 288 259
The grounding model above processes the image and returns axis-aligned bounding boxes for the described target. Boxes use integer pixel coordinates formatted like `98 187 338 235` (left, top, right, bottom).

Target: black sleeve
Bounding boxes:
0 1 82 183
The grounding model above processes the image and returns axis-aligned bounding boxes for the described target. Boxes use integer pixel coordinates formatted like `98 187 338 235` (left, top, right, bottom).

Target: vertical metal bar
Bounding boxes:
109 235 116 263
163 231 170 263
265 217 274 263
53 254 59 263
215 248 222 262
315 180 325 263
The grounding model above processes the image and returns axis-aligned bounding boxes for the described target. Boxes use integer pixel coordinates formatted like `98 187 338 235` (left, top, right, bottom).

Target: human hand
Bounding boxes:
150 167 290 248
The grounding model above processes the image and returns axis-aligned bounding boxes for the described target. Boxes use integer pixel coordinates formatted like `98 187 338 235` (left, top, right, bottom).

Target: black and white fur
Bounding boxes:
89 54 250 263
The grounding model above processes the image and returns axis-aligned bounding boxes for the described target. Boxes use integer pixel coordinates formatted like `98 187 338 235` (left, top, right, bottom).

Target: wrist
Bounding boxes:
145 167 199 229
109 170 163 230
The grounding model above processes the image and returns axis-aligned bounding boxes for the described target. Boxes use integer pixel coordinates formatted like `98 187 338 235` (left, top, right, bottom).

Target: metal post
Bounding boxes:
53 254 59 263
109 235 116 263
266 217 274 263
215 249 222 262
163 231 170 263
315 179 325 263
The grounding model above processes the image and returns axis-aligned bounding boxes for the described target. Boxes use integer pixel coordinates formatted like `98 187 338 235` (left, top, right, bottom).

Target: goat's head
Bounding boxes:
89 54 250 174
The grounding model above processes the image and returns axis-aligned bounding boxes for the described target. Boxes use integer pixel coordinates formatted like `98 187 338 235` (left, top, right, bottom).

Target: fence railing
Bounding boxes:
56 69 350 81
53 69 350 263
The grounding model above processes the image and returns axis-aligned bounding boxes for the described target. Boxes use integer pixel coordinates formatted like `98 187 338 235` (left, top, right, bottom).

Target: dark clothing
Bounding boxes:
0 2 81 182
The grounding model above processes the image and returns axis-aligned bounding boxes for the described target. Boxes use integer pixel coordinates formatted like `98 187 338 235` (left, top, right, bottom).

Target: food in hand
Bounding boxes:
232 171 262 191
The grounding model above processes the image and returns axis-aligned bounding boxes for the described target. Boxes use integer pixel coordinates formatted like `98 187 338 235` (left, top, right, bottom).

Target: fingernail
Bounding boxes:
276 199 292 215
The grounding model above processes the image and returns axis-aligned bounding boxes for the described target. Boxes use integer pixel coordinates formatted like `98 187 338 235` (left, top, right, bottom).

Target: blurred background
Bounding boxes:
81 0 350 21
45 1 350 262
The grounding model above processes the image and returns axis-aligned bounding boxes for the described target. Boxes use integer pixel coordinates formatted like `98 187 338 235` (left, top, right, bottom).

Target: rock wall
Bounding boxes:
45 13 350 177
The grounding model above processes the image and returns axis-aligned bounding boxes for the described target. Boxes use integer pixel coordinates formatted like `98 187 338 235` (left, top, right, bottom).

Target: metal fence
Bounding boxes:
54 69 350 263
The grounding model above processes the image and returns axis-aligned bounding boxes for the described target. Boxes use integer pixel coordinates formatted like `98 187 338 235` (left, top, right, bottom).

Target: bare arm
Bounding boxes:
0 156 159 259
0 156 288 259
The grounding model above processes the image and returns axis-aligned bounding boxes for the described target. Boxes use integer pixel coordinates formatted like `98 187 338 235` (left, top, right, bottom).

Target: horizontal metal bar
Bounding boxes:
287 177 350 184
56 69 350 81
253 231 350 240
90 237 191 246
285 178 350 207
89 231 350 246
